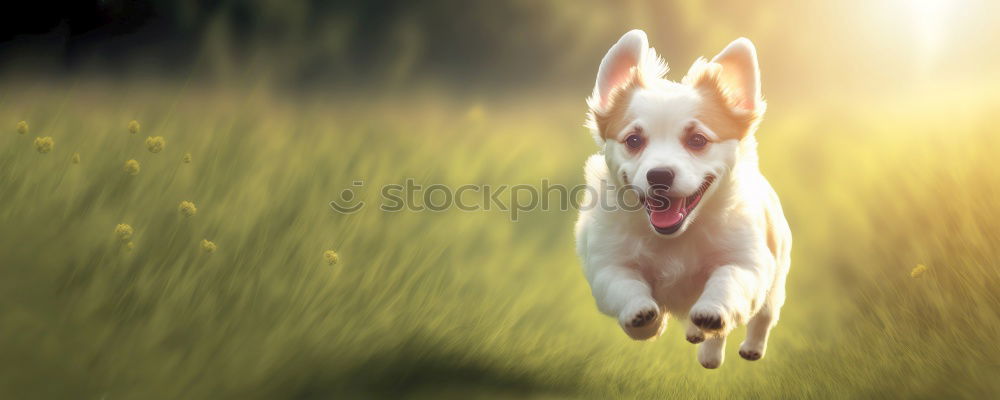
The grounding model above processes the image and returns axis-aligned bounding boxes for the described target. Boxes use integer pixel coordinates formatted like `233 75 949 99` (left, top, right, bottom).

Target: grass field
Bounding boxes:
1 81 999 399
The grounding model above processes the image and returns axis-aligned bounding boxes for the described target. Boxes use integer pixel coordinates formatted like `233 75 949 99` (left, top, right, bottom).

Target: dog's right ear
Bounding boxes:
587 30 665 144
588 30 649 113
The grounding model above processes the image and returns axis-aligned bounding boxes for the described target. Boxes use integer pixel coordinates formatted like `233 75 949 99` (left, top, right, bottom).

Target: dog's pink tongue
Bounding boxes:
650 197 684 228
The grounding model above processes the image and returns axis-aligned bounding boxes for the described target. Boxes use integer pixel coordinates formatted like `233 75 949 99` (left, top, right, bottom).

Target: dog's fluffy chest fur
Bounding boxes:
627 233 716 315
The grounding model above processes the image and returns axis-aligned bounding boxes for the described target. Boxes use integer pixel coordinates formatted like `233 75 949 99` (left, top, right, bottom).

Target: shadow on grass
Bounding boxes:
295 345 580 399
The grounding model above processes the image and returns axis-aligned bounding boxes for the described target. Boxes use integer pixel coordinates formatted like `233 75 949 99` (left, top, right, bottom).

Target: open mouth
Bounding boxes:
643 175 715 235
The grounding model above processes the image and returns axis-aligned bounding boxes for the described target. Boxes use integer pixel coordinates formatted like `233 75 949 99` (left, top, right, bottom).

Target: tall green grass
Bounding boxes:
1 82 998 398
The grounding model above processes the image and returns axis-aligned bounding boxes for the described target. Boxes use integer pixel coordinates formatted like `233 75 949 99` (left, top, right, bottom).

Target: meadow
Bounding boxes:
1 80 999 399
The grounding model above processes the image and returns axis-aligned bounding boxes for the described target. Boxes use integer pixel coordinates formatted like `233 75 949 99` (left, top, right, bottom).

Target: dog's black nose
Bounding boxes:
646 168 674 188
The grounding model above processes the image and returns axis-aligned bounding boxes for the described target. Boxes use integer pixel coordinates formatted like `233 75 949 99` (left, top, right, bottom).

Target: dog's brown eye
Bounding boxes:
625 134 645 150
686 133 708 150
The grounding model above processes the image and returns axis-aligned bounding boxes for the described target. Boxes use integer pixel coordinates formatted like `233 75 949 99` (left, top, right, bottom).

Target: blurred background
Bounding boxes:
2 1 1000 398
5 0 999 102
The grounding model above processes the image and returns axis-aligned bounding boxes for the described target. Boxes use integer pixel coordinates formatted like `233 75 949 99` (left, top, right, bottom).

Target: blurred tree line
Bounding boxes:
3 0 993 98
0 0 756 91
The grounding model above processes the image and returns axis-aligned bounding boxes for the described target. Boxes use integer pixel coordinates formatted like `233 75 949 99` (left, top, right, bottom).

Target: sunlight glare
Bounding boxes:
906 0 950 66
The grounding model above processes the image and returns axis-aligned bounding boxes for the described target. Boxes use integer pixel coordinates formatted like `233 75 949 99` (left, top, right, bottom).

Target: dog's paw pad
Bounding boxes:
691 312 725 332
686 333 705 344
699 358 722 369
739 349 762 361
629 308 657 328
619 299 663 340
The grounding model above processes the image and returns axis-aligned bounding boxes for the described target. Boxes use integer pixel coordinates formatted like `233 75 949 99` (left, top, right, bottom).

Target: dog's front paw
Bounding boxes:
689 303 734 334
618 298 663 340
691 312 724 331
630 308 657 328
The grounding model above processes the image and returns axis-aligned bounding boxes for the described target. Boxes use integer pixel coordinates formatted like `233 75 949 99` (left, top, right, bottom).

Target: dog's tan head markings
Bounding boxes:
585 31 769 237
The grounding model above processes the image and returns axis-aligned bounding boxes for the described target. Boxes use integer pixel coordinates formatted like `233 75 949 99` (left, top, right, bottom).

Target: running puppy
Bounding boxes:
575 30 792 369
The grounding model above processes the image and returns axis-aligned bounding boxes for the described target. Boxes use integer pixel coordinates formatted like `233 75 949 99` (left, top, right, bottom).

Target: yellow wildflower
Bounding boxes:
123 159 141 175
178 201 197 217
114 224 134 241
911 264 928 278
465 104 486 123
16 121 28 135
146 136 166 153
126 241 135 251
201 239 217 253
33 136 54 153
324 250 340 265
72 153 81 164
182 153 192 163
128 120 140 135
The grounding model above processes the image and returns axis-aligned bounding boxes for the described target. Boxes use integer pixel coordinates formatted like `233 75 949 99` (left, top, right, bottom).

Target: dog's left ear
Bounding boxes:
685 38 765 139
709 38 762 113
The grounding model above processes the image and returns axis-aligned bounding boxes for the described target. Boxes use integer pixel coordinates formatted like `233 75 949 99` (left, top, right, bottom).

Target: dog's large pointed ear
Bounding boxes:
709 38 762 112
684 38 764 139
588 30 649 113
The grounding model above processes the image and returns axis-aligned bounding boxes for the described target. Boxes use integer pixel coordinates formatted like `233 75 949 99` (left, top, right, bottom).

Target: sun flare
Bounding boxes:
906 0 950 58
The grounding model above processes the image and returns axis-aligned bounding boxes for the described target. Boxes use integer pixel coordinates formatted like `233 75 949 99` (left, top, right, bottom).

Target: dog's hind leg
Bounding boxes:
740 271 786 361
738 309 775 361
697 335 726 369
684 319 705 344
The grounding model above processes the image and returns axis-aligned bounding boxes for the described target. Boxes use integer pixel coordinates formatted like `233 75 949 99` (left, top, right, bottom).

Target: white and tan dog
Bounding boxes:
575 30 791 369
